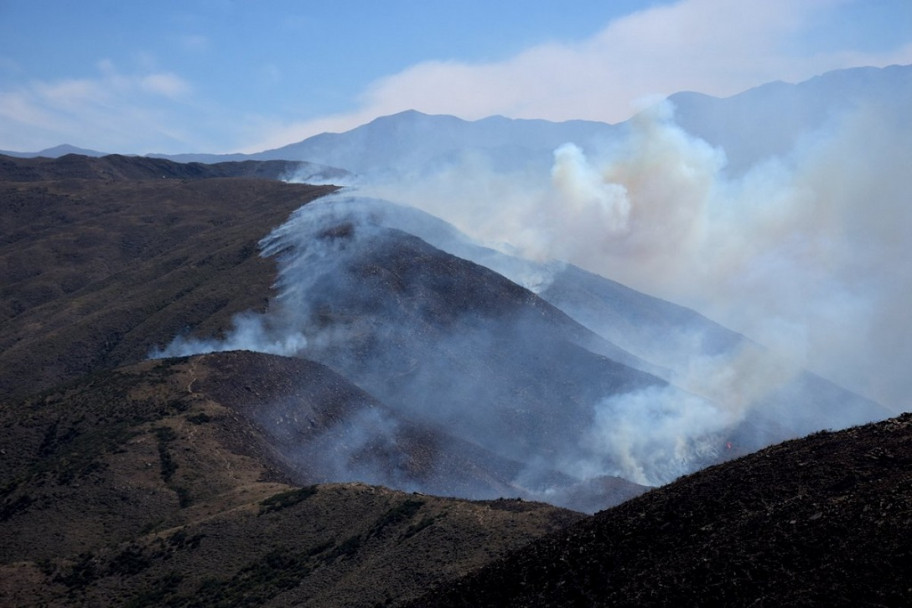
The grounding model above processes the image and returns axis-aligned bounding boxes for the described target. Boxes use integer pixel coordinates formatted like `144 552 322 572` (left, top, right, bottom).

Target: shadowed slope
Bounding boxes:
412 413 912 607
206 199 689 501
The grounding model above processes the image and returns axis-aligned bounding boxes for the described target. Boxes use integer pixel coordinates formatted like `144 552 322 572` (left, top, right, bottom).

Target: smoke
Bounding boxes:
152 193 736 503
576 386 736 486
150 89 908 510
355 99 911 413
148 314 307 358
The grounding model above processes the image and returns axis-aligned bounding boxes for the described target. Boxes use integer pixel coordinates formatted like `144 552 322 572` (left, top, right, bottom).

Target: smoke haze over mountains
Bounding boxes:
351 73 912 413
153 65 908 508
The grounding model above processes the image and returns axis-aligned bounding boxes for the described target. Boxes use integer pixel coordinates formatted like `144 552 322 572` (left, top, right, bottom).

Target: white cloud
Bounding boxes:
250 0 912 150
0 62 193 152
140 73 191 98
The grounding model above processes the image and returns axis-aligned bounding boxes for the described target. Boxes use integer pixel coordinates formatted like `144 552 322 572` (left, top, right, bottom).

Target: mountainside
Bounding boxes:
0 158 336 398
0 138 907 605
0 352 583 607
412 412 912 607
539 264 889 442
3 349 908 606
154 194 676 507
1 151 888 509
220 193 884 490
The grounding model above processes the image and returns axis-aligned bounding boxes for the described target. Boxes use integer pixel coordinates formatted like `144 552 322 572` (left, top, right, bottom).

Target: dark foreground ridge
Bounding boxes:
411 413 912 607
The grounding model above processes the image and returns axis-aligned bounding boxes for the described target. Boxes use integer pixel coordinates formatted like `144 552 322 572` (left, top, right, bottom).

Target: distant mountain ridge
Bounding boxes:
6 64 908 180
0 143 107 158
246 110 619 175
669 63 912 173
158 63 911 177
0 152 347 183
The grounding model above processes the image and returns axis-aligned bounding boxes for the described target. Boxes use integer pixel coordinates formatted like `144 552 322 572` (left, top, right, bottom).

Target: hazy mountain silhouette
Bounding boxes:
145 65 911 182
0 143 107 158
670 64 912 174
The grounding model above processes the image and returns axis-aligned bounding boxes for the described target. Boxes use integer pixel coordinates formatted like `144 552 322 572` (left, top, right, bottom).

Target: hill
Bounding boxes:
0 352 583 607
0 155 337 398
0 152 345 182
412 412 912 607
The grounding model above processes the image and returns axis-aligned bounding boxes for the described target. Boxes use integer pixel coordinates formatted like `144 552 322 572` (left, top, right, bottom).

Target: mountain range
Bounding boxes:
1 64 910 605
7 64 909 181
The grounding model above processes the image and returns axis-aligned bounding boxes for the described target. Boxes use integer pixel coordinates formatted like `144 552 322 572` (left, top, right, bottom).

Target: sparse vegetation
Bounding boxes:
169 547 320 608
124 572 183 608
0 494 33 522
258 485 318 514
185 412 212 424
174 486 193 508
154 426 179 482
55 552 100 591
401 515 438 540
108 544 151 576
0 166 336 400
368 499 425 537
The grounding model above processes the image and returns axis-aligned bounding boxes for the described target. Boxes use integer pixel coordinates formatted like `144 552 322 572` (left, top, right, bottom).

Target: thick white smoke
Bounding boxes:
576 386 737 486
358 99 911 413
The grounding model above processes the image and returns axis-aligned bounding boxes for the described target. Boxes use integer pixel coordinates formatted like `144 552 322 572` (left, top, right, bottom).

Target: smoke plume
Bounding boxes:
357 99 911 413
152 90 907 509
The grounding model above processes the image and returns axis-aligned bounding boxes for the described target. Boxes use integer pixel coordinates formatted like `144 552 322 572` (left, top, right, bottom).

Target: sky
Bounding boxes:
0 0 910 155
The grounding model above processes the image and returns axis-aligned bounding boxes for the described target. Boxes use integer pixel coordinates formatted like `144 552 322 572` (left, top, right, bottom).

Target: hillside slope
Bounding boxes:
412 413 912 607
0 162 336 398
0 352 584 607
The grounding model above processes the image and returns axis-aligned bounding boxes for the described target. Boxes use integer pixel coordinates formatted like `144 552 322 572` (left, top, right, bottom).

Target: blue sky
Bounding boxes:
1 0 910 154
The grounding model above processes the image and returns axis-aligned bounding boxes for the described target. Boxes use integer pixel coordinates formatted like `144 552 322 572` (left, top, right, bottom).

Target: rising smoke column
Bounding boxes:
361 99 911 413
